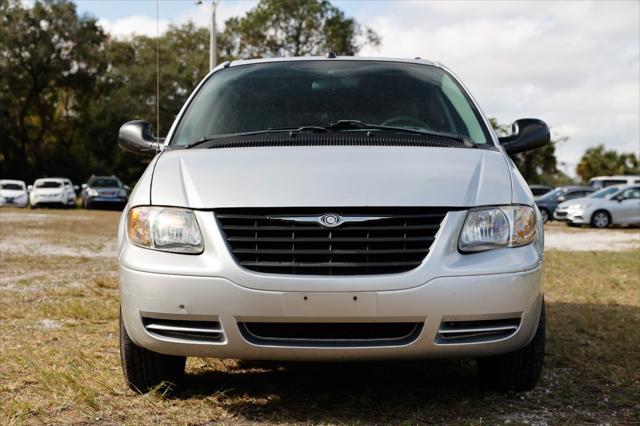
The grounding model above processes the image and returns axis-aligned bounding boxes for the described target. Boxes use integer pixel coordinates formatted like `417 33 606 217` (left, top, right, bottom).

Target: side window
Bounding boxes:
603 180 626 187
621 188 640 200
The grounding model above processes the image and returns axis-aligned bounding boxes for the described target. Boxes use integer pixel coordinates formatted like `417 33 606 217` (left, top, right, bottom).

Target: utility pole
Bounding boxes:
196 0 220 71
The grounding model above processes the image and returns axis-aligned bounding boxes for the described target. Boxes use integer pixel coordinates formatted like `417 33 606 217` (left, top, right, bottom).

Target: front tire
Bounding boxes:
591 210 610 228
539 208 550 224
119 310 186 394
478 302 545 392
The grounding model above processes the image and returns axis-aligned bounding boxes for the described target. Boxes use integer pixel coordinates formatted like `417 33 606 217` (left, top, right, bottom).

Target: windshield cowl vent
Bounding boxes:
179 134 471 150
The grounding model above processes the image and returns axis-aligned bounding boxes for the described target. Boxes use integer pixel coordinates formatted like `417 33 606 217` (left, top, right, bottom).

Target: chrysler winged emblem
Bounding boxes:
269 213 390 228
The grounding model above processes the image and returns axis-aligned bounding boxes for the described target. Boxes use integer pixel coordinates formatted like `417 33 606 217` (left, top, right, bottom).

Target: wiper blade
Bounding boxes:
183 126 329 148
326 120 476 147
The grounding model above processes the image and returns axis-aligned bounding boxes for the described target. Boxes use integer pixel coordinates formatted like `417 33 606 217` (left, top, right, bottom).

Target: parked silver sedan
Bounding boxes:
116 57 549 394
566 184 640 228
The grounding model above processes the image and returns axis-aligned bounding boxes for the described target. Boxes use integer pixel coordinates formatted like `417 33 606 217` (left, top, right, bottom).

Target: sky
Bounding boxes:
70 0 639 175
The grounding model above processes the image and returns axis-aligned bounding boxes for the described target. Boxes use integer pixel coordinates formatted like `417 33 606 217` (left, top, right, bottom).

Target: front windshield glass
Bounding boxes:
171 61 490 146
589 186 619 198
90 178 120 188
1 183 24 190
35 181 62 188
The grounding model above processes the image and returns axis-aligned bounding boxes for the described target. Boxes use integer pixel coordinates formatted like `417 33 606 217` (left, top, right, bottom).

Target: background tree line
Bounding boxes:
1 0 637 186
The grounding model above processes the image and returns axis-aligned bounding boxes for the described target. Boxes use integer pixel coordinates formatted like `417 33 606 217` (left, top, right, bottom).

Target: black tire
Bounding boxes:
539 208 550 224
591 210 611 228
119 310 186 394
478 302 545 392
29 203 36 209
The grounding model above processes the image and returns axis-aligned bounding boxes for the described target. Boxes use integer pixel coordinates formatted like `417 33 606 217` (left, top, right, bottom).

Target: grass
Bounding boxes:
1 208 639 424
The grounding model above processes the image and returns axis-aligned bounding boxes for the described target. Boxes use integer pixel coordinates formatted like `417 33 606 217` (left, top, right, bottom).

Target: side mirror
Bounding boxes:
614 194 624 202
123 185 131 192
81 184 87 190
27 185 33 192
118 120 163 156
498 118 550 154
74 185 79 192
557 195 566 202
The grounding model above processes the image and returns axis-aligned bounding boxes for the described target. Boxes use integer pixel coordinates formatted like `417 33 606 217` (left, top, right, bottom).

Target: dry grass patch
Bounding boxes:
1 208 639 424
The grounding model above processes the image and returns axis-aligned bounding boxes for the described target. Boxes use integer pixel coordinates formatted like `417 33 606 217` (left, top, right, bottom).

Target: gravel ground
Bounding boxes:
544 223 640 251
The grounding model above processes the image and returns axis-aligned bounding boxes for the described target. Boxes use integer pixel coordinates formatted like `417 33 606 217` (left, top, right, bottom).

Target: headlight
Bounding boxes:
126 206 204 254
459 205 536 253
87 189 98 196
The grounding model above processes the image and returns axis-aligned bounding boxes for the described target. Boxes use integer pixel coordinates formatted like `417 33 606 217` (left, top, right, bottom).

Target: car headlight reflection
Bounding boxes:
459 205 536 253
127 206 204 254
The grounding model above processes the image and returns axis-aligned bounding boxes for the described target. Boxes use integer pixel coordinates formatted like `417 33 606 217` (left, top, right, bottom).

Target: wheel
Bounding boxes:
478 302 545 392
591 210 610 228
30 203 37 209
539 208 550 224
119 310 186 394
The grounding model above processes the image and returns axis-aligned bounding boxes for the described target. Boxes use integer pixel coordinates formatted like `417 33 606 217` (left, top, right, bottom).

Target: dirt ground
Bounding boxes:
1 208 639 424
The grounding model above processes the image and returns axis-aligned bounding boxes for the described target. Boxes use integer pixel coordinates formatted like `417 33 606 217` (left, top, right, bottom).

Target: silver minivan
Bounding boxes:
117 57 550 393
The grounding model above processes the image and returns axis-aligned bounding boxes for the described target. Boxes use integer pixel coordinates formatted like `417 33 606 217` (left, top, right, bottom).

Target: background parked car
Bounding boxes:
29 178 76 208
567 184 640 228
588 175 640 189
554 186 622 221
535 185 596 223
0 179 29 207
529 184 553 196
81 175 129 210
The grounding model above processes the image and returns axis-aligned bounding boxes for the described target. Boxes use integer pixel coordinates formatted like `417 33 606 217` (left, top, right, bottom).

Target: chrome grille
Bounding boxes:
216 208 449 275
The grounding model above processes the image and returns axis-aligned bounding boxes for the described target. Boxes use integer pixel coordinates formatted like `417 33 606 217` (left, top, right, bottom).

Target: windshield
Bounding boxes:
89 178 120 188
589 186 620 198
1 183 24 190
35 181 62 188
171 61 490 146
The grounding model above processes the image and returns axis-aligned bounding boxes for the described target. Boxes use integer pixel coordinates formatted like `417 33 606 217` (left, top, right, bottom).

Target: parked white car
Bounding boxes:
0 179 29 207
29 178 76 208
554 186 621 221
566 184 640 228
588 175 640 189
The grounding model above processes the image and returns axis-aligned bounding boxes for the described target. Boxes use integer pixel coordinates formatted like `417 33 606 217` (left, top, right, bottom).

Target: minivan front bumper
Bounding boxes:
119 209 544 360
120 264 543 360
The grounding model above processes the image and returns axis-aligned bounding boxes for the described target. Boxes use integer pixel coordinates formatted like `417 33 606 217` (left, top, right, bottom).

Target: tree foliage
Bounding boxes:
220 0 380 58
0 0 379 184
576 145 639 181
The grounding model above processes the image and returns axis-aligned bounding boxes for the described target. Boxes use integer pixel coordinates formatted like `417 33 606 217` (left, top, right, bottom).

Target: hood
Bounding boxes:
558 197 588 208
33 187 64 195
150 146 512 208
0 189 27 197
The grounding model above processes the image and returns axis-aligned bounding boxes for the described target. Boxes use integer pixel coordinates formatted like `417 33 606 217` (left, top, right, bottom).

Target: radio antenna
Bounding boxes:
156 0 160 143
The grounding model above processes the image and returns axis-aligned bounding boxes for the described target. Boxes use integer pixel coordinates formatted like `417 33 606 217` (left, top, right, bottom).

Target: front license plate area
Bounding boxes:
284 292 377 317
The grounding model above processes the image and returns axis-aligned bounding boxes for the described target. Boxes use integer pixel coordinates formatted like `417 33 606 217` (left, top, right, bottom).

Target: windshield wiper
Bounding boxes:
326 120 476 147
182 120 476 149
182 126 329 149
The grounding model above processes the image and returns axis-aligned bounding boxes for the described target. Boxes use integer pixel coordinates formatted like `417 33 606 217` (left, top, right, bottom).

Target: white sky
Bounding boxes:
86 0 640 175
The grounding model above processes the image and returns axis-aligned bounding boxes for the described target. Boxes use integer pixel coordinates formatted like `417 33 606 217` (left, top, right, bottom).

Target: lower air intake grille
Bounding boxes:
142 317 224 343
239 322 423 347
216 208 449 275
436 318 521 344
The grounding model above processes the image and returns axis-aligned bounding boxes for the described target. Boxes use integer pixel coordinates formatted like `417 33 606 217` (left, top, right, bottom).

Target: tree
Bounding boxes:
576 145 639 182
489 118 571 185
220 0 380 59
0 0 108 181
